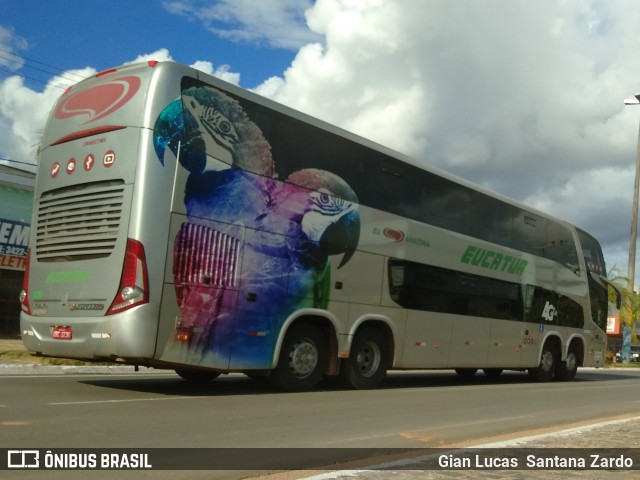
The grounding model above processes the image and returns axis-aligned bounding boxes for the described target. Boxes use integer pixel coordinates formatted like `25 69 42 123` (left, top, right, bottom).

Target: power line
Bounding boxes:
0 52 84 85
0 46 88 89
0 65 68 89
0 46 86 80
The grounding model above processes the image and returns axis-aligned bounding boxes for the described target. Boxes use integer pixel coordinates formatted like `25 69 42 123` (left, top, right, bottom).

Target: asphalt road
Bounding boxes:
2 368 640 479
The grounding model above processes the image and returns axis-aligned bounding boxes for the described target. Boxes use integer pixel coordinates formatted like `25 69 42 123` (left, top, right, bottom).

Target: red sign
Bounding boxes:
54 76 141 124
383 228 405 243
52 326 73 340
607 315 621 335
0 254 26 271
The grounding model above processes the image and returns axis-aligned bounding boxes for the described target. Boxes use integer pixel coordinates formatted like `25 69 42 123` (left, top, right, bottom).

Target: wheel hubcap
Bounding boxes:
289 339 318 378
541 351 554 371
566 353 576 371
356 341 381 378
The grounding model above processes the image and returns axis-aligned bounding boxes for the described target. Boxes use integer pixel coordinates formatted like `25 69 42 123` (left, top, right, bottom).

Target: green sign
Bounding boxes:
461 245 527 275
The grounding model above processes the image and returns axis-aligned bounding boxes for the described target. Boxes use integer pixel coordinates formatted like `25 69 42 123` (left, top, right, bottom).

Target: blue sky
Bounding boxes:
3 0 640 283
0 0 306 89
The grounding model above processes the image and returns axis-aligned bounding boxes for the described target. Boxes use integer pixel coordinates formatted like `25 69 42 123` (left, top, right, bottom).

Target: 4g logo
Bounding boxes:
541 301 558 322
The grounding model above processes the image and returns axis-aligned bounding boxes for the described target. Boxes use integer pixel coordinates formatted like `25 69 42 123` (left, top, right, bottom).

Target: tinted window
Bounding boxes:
388 259 524 320
576 228 606 276
524 284 585 328
188 78 580 269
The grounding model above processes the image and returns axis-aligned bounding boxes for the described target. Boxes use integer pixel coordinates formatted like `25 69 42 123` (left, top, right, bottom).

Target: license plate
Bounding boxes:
52 326 72 340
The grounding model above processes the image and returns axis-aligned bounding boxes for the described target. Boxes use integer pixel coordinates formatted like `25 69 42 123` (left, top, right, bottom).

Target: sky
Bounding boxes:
2 0 640 285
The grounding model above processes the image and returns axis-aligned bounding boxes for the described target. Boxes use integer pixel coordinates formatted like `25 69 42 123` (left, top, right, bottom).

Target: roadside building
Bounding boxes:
0 164 35 336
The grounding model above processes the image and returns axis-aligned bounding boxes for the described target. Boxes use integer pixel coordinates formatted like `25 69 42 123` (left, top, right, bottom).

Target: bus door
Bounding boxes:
227 229 290 370
520 285 545 367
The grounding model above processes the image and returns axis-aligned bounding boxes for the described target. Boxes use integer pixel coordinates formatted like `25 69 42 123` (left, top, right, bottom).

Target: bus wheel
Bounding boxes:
528 345 556 382
483 368 503 379
175 369 220 382
269 324 327 392
340 328 389 389
455 368 478 379
555 347 578 381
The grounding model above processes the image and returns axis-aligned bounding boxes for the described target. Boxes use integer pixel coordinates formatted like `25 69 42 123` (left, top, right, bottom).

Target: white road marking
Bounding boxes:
48 396 201 406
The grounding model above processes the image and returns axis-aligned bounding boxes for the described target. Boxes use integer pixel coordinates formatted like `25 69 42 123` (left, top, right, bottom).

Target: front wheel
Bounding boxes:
340 328 389 389
269 324 327 392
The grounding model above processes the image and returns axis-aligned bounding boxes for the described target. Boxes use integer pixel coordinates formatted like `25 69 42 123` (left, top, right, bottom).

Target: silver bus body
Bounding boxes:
20 61 616 390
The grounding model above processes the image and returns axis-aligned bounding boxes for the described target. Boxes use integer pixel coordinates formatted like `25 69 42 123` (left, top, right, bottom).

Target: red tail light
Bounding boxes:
107 239 149 315
19 249 31 315
96 68 118 78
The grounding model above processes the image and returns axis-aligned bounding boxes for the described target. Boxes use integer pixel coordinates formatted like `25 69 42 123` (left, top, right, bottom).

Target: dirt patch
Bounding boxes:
0 349 112 366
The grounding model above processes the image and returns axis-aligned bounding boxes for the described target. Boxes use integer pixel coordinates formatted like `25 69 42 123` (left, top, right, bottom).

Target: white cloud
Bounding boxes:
252 0 640 280
162 0 320 49
0 25 27 71
127 49 241 85
127 48 175 64
0 67 95 167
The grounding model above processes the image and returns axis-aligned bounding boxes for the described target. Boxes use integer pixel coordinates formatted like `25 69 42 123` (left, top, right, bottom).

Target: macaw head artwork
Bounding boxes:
280 168 360 269
153 86 274 177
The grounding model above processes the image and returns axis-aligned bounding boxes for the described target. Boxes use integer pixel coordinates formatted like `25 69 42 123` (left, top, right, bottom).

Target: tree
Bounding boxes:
608 267 639 363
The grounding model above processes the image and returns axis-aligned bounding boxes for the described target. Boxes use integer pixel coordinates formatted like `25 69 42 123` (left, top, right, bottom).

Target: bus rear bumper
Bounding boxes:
19 306 158 360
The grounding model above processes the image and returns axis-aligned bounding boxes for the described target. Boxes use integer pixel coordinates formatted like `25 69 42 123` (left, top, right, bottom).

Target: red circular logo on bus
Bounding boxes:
84 154 95 171
51 162 61 178
103 150 116 168
383 228 405 243
54 76 141 124
66 158 76 175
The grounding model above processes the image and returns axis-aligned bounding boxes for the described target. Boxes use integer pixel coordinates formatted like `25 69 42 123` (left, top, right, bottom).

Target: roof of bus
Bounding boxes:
48 60 577 233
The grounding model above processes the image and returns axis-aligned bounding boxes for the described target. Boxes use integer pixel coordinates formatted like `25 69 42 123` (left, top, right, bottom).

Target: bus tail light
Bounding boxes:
107 239 149 315
19 249 31 315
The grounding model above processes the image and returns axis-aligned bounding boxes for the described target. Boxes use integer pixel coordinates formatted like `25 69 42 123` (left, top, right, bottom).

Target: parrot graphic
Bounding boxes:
153 84 360 366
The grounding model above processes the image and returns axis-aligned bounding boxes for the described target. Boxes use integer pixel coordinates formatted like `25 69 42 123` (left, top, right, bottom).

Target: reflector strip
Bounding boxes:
50 125 126 146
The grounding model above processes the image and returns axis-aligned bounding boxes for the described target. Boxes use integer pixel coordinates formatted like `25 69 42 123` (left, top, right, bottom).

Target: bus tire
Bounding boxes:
175 369 220 382
483 368 503 379
340 328 389 389
528 344 557 382
455 368 478 379
269 324 327 392
555 347 578 381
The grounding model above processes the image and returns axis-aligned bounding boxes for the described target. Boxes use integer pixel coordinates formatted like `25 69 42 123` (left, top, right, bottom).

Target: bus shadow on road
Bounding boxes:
77 368 635 397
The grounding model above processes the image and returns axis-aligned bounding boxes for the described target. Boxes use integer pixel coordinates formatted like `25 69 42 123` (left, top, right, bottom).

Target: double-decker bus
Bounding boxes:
20 61 620 391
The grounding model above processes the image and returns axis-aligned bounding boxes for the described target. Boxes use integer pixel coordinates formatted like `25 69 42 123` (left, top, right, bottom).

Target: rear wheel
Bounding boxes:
269 324 327 392
528 343 557 382
455 368 478 379
340 328 389 389
175 369 220 382
555 347 578 381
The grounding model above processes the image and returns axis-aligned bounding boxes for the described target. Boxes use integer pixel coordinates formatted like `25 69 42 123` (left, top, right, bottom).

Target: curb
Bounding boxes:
0 363 171 375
